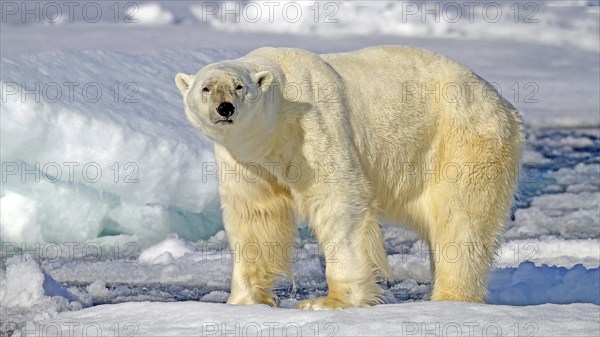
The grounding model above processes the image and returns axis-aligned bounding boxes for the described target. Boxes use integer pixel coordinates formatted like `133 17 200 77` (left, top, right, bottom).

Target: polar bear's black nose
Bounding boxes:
217 102 235 117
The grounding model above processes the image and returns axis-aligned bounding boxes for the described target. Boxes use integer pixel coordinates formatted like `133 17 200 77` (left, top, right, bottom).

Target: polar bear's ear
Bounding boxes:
175 73 192 95
255 71 273 92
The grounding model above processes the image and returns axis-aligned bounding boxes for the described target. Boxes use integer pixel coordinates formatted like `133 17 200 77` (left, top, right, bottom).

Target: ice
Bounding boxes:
0 180 111 243
1 256 46 307
513 192 599 238
14 301 600 337
85 280 110 299
3 0 599 53
521 149 552 165
1 0 599 333
200 290 229 303
494 238 600 268
509 160 600 240
0 256 84 331
129 2 174 26
549 163 600 188
388 246 433 284
200 1 600 52
10 252 600 337
0 190 43 243
1 50 233 245
2 218 599 333
488 262 600 305
138 234 195 264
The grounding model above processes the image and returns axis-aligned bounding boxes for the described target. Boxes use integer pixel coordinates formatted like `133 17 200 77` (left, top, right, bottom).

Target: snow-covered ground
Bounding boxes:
1 1 599 336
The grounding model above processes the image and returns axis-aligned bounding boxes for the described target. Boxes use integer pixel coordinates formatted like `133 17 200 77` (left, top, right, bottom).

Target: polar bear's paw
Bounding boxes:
227 293 277 307
297 297 352 310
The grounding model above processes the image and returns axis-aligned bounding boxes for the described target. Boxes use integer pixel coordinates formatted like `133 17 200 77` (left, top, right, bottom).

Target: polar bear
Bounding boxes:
175 46 524 310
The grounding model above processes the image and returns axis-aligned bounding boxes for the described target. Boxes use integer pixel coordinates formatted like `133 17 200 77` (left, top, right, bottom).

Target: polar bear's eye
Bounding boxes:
236 85 243 90
202 87 210 93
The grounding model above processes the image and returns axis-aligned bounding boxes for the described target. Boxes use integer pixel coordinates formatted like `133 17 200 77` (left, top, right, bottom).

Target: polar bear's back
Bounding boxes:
246 46 519 134
321 45 455 76
320 46 521 143
321 46 524 226
321 45 466 88
321 45 510 116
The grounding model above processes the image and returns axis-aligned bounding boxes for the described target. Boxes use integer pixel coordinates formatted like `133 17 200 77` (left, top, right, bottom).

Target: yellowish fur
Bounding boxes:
175 46 525 309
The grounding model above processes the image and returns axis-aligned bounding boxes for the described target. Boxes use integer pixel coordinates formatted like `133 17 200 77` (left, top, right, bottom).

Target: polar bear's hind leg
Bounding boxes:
427 123 523 302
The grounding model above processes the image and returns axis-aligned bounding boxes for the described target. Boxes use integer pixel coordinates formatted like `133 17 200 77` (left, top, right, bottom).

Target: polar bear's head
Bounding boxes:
175 61 276 143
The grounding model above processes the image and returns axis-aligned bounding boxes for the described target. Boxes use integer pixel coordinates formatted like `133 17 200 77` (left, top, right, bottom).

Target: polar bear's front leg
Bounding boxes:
223 181 295 306
297 187 390 310
216 148 296 306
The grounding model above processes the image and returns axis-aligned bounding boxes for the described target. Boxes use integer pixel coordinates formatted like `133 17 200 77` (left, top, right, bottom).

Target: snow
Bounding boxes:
495 238 600 268
0 256 85 326
0 50 233 245
201 1 600 52
512 192 599 238
2 235 598 331
1 0 599 335
8 301 600 336
2 253 599 335
138 234 195 264
3 262 599 337
129 2 174 26
1 256 46 308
